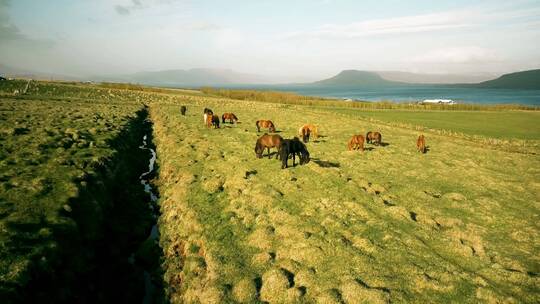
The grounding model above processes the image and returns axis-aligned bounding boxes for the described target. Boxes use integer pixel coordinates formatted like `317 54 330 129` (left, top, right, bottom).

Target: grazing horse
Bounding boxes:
301 127 311 143
222 113 239 124
203 108 213 125
280 137 310 169
255 134 284 159
180 106 187 115
417 135 426 153
206 114 220 128
256 120 276 133
348 135 364 152
366 131 382 145
298 124 318 139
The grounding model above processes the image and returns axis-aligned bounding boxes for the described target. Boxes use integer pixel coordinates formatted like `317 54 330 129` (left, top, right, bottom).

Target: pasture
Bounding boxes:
0 80 538 303
150 95 539 303
0 83 159 302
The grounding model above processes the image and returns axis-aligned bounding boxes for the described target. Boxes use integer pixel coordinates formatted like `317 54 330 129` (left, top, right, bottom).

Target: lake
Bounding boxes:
221 84 540 106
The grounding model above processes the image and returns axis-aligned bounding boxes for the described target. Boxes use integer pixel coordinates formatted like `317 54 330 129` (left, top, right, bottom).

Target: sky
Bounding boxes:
1 0 539 81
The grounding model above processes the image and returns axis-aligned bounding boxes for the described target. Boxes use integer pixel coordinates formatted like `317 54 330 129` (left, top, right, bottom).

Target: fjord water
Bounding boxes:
231 84 540 105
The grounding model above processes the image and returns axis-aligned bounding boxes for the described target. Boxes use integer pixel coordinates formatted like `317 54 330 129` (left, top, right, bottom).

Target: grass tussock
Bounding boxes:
1 80 539 303
150 93 539 303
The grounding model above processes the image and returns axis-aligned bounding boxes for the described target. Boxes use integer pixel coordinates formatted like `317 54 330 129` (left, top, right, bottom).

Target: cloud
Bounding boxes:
183 22 222 31
413 47 503 64
283 11 475 39
0 0 53 47
114 0 143 15
283 5 540 40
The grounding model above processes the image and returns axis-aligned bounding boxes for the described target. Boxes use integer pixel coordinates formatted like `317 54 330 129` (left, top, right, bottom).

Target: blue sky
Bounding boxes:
1 0 539 80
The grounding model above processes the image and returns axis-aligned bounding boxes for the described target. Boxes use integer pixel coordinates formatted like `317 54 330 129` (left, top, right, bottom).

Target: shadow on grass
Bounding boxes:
312 158 340 168
4 106 164 303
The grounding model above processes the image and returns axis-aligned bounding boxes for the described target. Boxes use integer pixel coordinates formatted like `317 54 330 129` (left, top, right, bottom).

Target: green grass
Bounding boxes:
0 82 150 299
150 95 540 303
1 80 539 303
318 108 540 140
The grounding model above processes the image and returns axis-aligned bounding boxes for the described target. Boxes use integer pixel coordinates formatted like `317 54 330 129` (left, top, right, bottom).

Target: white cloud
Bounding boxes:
412 46 503 64
283 5 540 40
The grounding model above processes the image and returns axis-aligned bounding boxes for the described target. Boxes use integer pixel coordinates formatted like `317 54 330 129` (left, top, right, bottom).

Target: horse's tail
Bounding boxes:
222 114 226 123
233 114 238 121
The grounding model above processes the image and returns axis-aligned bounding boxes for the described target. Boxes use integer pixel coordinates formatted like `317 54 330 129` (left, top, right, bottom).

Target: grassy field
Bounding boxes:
1 80 539 303
150 95 539 303
0 82 161 302
320 108 540 140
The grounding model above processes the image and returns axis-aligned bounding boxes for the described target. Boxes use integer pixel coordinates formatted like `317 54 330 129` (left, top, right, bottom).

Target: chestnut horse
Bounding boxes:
256 120 276 133
301 127 311 143
255 134 283 159
203 108 213 125
417 135 426 153
298 124 318 139
222 113 238 124
206 114 220 128
348 135 364 151
280 137 310 169
366 131 382 145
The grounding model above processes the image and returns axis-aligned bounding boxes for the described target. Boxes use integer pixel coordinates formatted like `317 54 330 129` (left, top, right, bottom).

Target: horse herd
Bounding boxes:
181 106 427 169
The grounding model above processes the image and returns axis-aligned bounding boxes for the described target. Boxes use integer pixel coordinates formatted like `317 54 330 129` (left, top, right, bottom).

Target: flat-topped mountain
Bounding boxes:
312 70 404 86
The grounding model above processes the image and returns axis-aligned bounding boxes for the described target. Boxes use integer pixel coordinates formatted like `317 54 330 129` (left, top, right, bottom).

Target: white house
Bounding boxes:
422 99 456 105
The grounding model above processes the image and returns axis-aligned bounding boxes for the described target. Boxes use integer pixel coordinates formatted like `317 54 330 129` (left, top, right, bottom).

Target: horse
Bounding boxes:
298 124 318 139
206 114 220 128
348 135 364 151
256 120 276 133
222 113 238 124
417 135 426 153
301 127 311 143
255 134 284 159
366 131 382 145
203 108 213 125
180 106 187 115
280 137 310 169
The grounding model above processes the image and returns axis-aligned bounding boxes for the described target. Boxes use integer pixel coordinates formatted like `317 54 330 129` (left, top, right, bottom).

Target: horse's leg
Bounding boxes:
267 147 271 159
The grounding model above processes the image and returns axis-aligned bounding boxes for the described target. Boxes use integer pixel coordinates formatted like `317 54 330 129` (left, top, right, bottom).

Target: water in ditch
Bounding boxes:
133 134 160 304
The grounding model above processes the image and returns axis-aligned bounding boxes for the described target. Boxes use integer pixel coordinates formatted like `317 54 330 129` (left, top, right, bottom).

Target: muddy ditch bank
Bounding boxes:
4 107 164 303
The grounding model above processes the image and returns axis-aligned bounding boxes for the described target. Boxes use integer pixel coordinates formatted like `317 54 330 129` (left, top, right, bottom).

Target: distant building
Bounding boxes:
422 99 456 105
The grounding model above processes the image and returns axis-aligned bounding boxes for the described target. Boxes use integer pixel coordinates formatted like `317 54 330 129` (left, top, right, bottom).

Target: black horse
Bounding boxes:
180 106 187 115
280 137 310 169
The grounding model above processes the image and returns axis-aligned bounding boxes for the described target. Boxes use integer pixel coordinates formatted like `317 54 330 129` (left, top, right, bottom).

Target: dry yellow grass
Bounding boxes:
149 93 540 303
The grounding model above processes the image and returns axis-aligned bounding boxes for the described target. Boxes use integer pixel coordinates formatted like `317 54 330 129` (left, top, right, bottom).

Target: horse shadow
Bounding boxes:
312 158 340 168
379 142 390 147
364 147 374 151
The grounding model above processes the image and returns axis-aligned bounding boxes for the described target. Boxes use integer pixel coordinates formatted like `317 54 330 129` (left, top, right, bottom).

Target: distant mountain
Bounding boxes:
311 70 404 86
471 69 540 90
113 68 274 86
376 71 496 84
0 63 80 80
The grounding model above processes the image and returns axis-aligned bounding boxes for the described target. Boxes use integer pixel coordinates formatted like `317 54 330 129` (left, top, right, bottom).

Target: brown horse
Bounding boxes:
417 135 426 153
203 108 213 125
298 124 318 139
206 114 220 128
366 131 382 145
301 127 311 143
255 134 283 159
222 113 238 124
256 120 276 133
348 135 364 151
